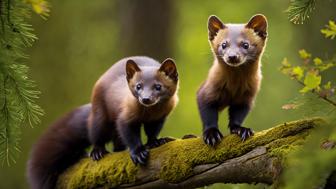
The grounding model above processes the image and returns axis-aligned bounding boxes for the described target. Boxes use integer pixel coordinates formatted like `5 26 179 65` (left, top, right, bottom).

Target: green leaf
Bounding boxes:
281 58 291 67
324 81 331 90
313 57 322 65
280 58 293 75
299 49 311 59
292 66 304 80
318 63 335 72
25 0 50 18
321 20 336 39
300 71 321 93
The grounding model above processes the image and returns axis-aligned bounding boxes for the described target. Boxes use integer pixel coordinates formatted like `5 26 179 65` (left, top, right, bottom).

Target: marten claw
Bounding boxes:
90 147 108 161
230 126 254 141
203 127 223 146
146 138 169 149
130 146 149 165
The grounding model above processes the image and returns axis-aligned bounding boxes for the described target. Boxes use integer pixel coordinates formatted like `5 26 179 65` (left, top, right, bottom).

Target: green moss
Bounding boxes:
57 118 323 188
57 151 138 189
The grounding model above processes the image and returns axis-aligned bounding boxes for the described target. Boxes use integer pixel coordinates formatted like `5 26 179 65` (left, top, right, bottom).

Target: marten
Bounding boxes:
197 14 268 146
88 56 179 164
27 56 179 189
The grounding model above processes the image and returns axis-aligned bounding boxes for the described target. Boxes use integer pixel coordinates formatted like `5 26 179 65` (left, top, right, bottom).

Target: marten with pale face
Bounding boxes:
197 14 268 146
27 56 179 189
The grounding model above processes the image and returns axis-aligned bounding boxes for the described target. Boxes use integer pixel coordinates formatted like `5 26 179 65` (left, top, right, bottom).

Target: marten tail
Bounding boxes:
27 104 91 189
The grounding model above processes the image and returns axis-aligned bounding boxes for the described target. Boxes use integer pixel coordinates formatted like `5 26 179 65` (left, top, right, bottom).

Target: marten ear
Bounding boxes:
126 59 141 81
246 14 268 39
208 15 225 41
159 58 178 82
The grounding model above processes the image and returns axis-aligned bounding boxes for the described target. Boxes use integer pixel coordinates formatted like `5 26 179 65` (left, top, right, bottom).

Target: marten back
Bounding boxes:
27 104 91 189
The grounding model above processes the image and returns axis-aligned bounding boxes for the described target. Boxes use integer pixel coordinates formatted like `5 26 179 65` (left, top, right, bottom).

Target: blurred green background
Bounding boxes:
1 0 335 188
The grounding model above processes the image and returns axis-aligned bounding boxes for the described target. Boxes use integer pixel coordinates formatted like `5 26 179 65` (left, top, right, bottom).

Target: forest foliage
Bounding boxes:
0 0 48 165
280 0 336 188
0 0 335 189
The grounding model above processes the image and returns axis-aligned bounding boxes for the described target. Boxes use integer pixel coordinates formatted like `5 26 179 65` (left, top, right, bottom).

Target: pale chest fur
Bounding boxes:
120 94 178 123
204 61 261 105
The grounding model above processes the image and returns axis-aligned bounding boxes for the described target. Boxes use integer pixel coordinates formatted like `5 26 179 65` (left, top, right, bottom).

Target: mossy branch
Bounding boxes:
57 118 323 189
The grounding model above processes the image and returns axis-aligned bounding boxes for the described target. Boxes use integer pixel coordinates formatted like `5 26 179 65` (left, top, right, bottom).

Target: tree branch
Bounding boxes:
57 118 324 189
296 80 336 107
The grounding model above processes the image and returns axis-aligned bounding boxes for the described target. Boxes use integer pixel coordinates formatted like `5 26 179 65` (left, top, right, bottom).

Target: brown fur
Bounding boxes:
197 14 268 145
27 104 91 189
87 56 179 164
199 24 267 109
88 57 178 128
27 56 179 188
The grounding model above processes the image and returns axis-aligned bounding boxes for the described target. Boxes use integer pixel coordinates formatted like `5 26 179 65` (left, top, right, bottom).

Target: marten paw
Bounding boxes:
90 146 108 161
130 145 149 165
203 127 223 146
146 138 171 149
230 126 254 141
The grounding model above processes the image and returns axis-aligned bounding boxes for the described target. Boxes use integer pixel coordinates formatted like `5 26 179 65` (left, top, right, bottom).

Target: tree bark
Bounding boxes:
116 0 175 61
57 118 323 189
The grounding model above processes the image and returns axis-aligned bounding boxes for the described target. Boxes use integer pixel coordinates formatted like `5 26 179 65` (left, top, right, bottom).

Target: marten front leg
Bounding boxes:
197 95 223 146
144 118 169 149
111 127 126 152
228 104 254 141
117 119 148 165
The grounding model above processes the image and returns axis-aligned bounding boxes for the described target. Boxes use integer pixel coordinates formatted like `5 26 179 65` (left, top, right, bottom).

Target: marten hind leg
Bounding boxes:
228 104 254 141
88 108 112 161
144 117 169 149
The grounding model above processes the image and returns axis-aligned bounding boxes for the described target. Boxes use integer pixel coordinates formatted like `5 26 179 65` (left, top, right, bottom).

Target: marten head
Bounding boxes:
208 14 268 67
126 58 178 107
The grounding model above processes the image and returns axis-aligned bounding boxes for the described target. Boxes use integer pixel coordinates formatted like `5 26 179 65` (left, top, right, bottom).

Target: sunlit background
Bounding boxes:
1 0 335 188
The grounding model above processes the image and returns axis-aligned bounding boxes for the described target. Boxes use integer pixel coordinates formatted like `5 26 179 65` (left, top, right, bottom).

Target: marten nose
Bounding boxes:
228 55 239 63
142 98 151 104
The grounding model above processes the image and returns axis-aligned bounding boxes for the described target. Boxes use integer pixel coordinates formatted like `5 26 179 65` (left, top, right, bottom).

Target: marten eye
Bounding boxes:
242 42 249 49
221 42 228 49
154 84 162 91
135 83 142 90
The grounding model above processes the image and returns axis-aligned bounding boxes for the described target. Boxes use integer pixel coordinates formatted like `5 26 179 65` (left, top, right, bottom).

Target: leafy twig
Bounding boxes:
296 80 336 107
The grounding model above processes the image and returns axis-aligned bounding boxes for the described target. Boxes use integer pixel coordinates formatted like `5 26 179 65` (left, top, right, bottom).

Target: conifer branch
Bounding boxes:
286 0 316 24
0 0 46 165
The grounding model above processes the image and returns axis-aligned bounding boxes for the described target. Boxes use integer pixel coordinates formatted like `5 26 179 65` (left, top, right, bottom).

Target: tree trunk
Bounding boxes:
56 118 324 189
116 0 175 61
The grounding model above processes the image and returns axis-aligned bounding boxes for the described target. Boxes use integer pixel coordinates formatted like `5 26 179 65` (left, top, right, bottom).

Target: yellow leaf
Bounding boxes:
292 66 304 80
281 58 291 67
324 81 332 90
318 63 335 71
313 57 322 65
300 71 321 93
298 49 311 59
321 20 336 39
25 0 50 17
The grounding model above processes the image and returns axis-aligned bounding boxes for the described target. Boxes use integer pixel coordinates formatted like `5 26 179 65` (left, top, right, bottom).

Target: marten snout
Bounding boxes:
227 55 240 63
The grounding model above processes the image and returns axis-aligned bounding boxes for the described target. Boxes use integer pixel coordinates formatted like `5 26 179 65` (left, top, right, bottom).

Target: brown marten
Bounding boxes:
88 56 179 164
27 56 178 189
197 14 268 146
